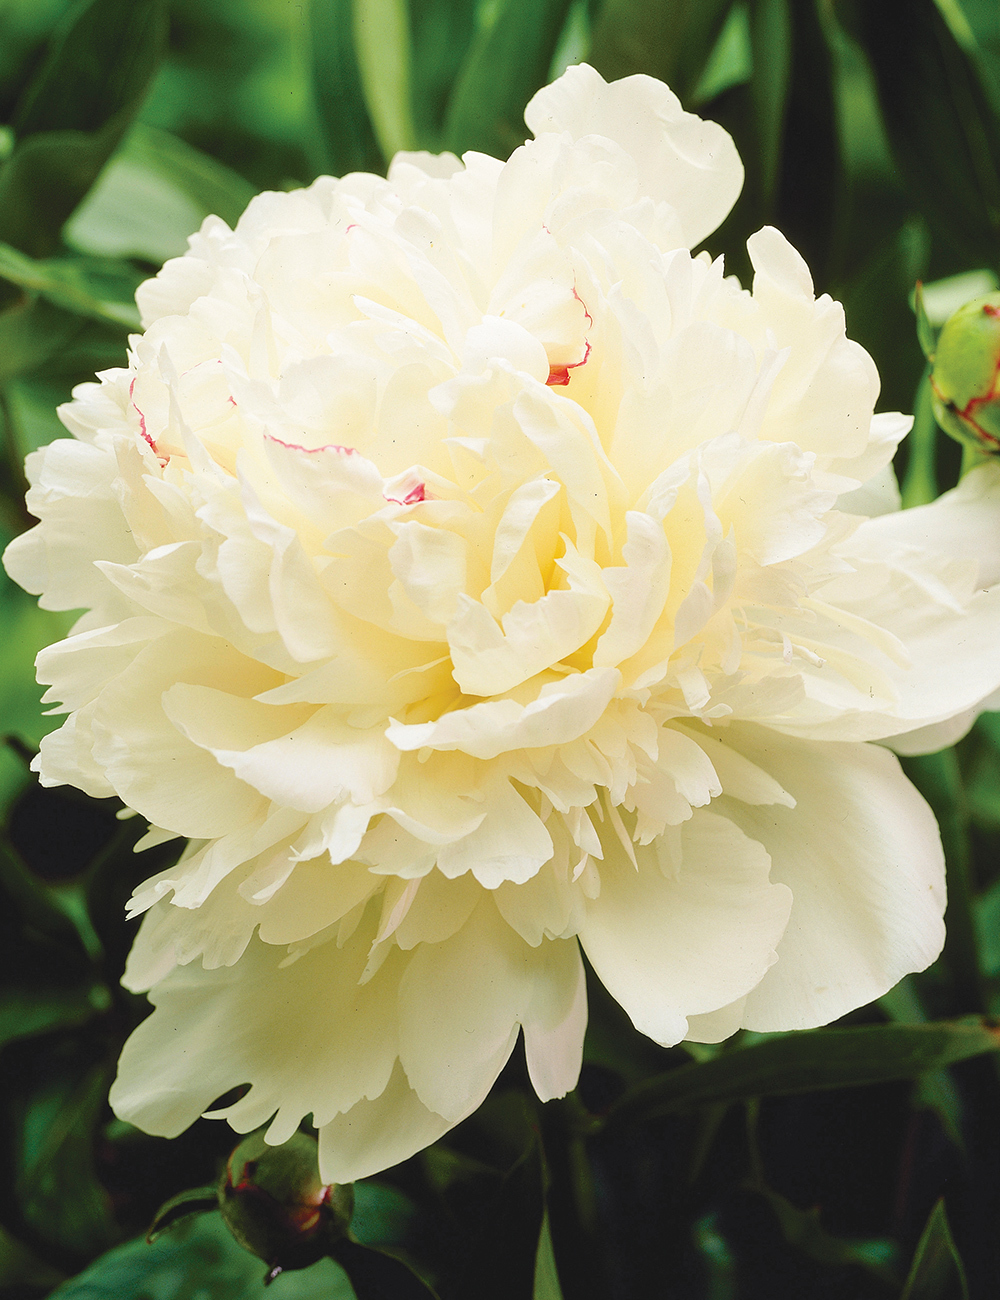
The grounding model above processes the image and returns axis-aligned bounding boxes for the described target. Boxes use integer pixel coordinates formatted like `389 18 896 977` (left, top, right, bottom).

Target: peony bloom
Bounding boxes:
6 63 1000 1183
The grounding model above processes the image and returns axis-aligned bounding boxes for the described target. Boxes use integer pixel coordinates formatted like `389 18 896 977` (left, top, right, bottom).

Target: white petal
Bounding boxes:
719 726 946 1030
398 900 578 1120
111 908 403 1141
579 810 792 1046
316 1062 458 1184
525 63 743 248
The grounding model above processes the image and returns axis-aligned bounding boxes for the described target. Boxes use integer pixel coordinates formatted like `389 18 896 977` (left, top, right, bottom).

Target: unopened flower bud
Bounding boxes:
929 292 1000 453
218 1131 354 1283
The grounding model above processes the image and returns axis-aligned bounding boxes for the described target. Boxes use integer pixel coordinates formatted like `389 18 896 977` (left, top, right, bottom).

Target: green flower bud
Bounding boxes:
929 292 1000 453
218 1131 354 1284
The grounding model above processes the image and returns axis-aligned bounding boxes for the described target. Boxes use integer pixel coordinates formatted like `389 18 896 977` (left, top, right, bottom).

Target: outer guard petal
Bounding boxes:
720 725 946 1031
578 809 792 1047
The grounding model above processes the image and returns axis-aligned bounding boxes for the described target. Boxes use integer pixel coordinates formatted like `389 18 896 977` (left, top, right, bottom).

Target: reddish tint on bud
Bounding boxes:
929 292 1000 454
218 1131 354 1283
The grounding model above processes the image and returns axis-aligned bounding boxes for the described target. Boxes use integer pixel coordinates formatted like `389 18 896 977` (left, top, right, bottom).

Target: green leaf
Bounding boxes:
900 370 941 508
0 0 167 258
901 1200 969 1300
309 0 385 175
147 1188 219 1243
602 1020 1000 1130
902 751 982 1013
11 1058 117 1259
533 1210 564 1300
749 0 792 202
333 1239 439 1300
913 269 1000 328
408 0 479 146
0 241 141 327
751 1182 900 1285
66 124 256 263
691 2 753 106
443 0 577 160
47 1213 355 1299
352 0 418 159
0 1220 65 1292
857 0 1000 268
914 282 937 360
0 292 80 385
590 0 737 106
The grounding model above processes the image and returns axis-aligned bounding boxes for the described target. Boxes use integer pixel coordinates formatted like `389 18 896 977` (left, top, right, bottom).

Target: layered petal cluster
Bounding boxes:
7 64 1000 1182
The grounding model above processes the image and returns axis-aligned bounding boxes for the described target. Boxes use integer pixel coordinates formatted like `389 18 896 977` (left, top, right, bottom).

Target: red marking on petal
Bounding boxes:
546 340 592 387
129 376 157 454
572 284 594 330
985 303 1000 318
265 434 358 455
228 395 237 406
385 481 428 505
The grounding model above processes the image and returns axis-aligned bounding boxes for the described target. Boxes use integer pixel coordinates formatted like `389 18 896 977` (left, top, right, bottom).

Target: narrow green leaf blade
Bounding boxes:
0 241 141 328
604 1020 1000 1130
901 1200 969 1300
533 1211 564 1300
589 0 736 105
750 0 792 201
352 0 418 158
310 0 385 175
859 0 1000 267
443 0 576 160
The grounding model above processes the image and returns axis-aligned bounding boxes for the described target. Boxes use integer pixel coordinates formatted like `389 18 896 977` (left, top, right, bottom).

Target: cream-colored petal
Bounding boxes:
579 810 792 1047
719 726 946 1030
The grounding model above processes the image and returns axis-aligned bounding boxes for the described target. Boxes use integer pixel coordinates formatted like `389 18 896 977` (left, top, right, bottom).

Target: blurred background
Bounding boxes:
1 0 1000 1296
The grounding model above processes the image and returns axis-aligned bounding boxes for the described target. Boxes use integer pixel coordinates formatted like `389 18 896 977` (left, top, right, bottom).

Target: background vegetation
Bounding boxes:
1 0 1000 1295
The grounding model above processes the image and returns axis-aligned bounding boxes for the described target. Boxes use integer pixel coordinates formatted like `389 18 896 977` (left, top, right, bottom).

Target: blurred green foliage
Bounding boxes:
1 0 1000 1296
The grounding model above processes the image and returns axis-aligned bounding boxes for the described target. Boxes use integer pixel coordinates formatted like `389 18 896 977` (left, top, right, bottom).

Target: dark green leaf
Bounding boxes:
751 1182 900 1285
902 751 982 1013
11 1057 117 1260
46 1213 354 1299
146 1187 219 1242
443 0 576 159
409 0 479 147
602 1020 1000 1130
0 0 166 257
589 0 737 106
0 292 82 390
857 0 1000 268
901 1199 969 1300
66 124 255 262
749 0 791 200
351 1180 419 1251
334 1238 439 1300
914 281 937 360
0 240 141 327
0 1220 65 1291
310 0 385 176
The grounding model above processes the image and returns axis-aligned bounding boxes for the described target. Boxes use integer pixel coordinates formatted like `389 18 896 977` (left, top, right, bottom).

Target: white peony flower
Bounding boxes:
6 63 1000 1183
